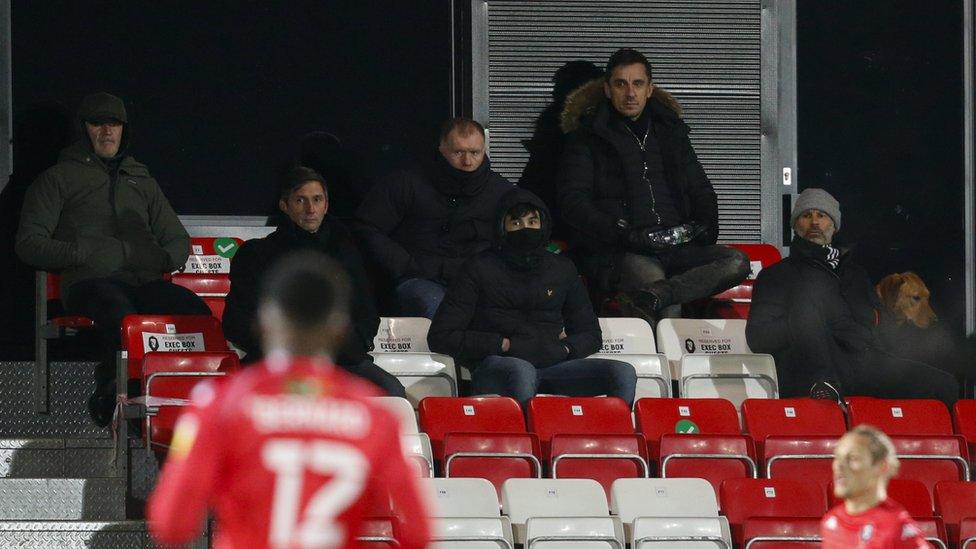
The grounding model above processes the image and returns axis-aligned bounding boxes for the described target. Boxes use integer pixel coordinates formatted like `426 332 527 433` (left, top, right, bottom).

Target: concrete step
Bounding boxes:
0 478 125 520
0 438 117 478
0 520 208 548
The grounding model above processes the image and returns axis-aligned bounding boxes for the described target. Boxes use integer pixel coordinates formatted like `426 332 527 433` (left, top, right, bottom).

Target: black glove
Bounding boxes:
687 221 714 244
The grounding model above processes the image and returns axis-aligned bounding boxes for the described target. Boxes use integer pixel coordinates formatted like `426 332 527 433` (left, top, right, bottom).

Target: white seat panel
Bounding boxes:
590 352 670 399
424 478 500 518
430 517 514 549
374 316 433 352
632 516 730 548
501 478 609 544
370 352 457 404
656 319 750 378
598 317 657 354
526 516 623 549
677 353 778 410
370 396 418 434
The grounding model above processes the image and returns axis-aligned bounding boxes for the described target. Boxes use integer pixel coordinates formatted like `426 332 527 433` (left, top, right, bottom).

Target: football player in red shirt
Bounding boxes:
148 252 431 548
821 425 931 548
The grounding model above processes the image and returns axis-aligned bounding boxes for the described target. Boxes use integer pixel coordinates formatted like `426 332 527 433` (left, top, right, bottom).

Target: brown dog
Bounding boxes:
876 272 937 328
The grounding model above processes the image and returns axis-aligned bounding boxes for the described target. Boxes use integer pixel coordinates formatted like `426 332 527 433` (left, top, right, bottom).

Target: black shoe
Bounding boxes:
810 380 844 407
87 389 115 428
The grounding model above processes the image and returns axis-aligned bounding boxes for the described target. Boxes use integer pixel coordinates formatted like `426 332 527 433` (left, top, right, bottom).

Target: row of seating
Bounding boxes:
373 395 975 510
358 477 976 549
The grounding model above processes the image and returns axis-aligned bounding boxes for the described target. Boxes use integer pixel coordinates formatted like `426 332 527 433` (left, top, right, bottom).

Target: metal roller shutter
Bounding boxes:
479 0 761 242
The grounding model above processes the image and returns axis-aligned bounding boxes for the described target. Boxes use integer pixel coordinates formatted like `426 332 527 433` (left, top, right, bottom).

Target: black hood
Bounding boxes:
492 187 553 246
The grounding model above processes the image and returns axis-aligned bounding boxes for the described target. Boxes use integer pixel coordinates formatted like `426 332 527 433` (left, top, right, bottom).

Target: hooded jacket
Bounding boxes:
557 79 718 255
222 216 379 366
354 154 513 287
427 187 602 368
746 236 878 396
16 139 189 302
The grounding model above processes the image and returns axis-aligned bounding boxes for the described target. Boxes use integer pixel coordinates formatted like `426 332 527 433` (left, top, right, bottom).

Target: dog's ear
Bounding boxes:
876 273 906 311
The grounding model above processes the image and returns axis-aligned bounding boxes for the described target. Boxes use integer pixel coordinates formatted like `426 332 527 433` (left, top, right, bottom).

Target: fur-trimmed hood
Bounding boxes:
559 77 683 134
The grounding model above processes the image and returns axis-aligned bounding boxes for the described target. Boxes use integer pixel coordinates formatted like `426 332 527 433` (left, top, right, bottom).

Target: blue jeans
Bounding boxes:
471 355 637 406
396 278 446 319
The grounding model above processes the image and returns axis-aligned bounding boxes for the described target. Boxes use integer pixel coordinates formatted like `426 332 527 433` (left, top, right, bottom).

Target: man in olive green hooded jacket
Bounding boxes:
16 92 209 427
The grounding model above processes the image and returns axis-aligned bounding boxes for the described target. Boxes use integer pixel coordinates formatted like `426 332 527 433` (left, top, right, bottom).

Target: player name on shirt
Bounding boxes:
249 395 371 437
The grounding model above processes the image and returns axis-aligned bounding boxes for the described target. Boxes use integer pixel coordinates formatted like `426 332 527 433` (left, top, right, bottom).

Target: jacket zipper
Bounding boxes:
623 122 661 226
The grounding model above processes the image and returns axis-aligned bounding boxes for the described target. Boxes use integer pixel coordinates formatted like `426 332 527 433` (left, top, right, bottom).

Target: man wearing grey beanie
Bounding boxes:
746 188 958 404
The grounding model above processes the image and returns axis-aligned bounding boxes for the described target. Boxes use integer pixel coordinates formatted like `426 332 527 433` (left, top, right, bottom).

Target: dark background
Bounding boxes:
797 0 966 332
0 1 969 358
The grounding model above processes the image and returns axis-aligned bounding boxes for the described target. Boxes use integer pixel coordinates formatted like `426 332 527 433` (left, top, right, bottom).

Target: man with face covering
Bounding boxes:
355 118 513 318
428 187 637 405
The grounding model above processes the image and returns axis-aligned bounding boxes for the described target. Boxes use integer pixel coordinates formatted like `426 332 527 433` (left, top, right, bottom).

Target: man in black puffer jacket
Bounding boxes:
558 48 749 321
428 187 636 405
355 118 513 318
747 188 957 404
223 166 405 397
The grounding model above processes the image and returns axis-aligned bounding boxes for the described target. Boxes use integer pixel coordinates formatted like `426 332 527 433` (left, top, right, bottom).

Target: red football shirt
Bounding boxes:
148 355 431 549
821 498 932 549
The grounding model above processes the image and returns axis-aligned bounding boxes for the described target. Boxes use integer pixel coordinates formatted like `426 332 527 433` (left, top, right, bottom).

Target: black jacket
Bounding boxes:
427 187 602 368
354 154 513 286
746 236 878 396
223 217 378 365
558 79 718 255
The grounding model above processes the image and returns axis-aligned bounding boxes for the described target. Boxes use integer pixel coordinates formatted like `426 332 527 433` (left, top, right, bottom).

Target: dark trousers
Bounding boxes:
471 355 637 406
65 278 211 390
617 245 751 305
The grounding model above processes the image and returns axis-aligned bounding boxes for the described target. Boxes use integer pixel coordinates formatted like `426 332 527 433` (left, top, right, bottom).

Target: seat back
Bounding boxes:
611 478 719 523
846 397 953 435
501 478 609 543
913 516 948 549
170 273 232 320
550 433 648 503
891 435 971 499
659 433 757 504
741 517 821 549
182 236 243 274
886 479 934 517
719 479 826 547
632 516 729 548
960 517 976 549
935 480 976 545
952 399 976 457
142 351 241 450
763 435 837 494
526 396 634 459
635 398 741 456
423 478 501 518
742 398 846 450
727 243 783 276
656 318 751 366
525 516 623 549
371 396 419 434
677 354 778 409
418 396 525 460
121 314 227 380
596 317 656 354
373 317 434 353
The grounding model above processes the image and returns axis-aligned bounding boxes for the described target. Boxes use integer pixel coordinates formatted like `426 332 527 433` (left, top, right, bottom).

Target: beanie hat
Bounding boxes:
791 188 841 231
78 92 127 124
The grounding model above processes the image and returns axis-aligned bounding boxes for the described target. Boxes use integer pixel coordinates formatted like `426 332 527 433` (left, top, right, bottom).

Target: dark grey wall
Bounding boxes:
798 0 966 330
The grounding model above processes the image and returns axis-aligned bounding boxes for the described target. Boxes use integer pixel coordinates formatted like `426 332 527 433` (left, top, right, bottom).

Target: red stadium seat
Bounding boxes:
549 433 648 503
846 397 953 435
935 480 976 546
953 399 976 462
891 435 971 500
912 516 949 549
764 435 837 492
659 433 758 505
417 396 526 461
442 432 541 499
742 397 846 458
142 351 240 451
703 243 782 320
720 478 826 547
634 397 741 460
742 516 821 549
170 273 232 320
121 314 228 381
526 396 633 461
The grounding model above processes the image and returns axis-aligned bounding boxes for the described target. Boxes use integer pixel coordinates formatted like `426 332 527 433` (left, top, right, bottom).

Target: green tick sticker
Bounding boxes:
214 238 239 259
675 419 700 434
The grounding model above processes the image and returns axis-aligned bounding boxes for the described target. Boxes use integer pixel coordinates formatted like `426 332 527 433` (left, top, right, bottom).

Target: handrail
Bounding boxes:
765 453 832 478
681 373 778 398
661 453 758 479
552 453 649 479
445 451 542 478
637 535 730 548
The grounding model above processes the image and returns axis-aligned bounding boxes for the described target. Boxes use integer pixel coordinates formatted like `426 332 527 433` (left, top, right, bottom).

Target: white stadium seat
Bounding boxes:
611 478 731 548
371 317 458 404
655 319 751 377
590 318 670 399
424 478 515 549
501 478 622 546
370 396 418 434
